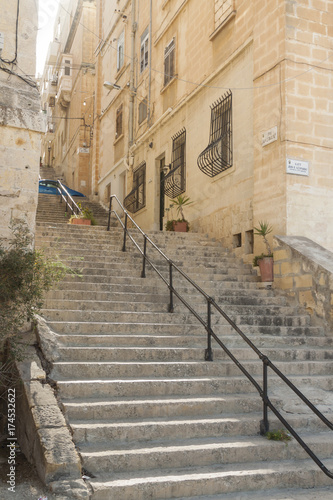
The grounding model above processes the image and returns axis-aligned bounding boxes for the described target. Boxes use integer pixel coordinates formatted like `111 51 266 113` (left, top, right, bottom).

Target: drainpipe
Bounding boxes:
147 0 152 126
129 0 136 146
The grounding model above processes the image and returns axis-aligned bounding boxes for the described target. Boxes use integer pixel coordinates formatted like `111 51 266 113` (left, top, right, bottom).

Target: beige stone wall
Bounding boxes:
0 0 42 241
284 0 333 251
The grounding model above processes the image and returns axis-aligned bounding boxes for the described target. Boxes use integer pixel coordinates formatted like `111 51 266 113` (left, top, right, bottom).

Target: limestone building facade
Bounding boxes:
0 0 43 240
40 0 96 197
91 0 333 259
43 0 333 258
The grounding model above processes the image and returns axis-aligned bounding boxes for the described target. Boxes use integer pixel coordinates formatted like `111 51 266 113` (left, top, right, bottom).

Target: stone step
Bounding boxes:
43 287 282 303
56 374 333 400
87 458 333 499
42 299 299 318
80 432 333 475
47 320 324 337
176 486 333 500
55 333 333 349
51 359 333 381
70 413 329 445
62 393 263 420
41 308 311 328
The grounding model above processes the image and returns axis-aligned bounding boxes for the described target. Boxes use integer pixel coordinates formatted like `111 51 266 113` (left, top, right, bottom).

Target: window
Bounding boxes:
164 38 175 87
64 60 71 76
116 104 123 138
214 0 235 30
124 162 146 213
117 31 124 71
138 98 147 124
163 128 186 199
140 28 149 73
197 90 232 177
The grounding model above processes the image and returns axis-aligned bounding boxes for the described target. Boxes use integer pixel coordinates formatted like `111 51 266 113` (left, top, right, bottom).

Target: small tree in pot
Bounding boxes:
253 221 274 282
165 195 192 232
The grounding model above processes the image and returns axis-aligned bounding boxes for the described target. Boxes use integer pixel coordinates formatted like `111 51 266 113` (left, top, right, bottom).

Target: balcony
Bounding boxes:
46 41 60 66
57 74 72 108
57 55 73 108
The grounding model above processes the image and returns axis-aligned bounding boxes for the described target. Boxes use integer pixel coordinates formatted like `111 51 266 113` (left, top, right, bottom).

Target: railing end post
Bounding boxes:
205 347 213 362
260 419 269 436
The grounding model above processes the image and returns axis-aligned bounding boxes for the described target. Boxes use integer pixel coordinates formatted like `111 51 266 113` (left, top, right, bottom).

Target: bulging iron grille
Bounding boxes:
124 162 146 213
197 90 232 177
163 128 186 199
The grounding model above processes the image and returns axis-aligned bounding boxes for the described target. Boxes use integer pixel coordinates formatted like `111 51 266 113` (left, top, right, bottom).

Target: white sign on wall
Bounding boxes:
262 126 278 147
286 158 309 177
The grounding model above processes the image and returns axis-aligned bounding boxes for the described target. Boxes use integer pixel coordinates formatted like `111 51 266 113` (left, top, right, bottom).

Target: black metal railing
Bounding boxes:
107 194 333 479
56 180 82 217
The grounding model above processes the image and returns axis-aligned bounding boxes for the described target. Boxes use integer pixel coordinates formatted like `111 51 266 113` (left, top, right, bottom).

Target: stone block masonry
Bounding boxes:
273 235 333 330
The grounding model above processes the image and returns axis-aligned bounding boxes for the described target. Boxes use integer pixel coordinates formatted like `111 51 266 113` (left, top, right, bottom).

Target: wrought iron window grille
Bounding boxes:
163 128 186 199
197 90 232 177
124 161 146 213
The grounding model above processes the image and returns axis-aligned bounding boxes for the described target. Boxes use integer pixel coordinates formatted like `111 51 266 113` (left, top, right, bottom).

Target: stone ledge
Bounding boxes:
273 235 333 329
13 329 90 497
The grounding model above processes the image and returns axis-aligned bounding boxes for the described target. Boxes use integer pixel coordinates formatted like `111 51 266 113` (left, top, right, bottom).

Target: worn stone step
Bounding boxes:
172 486 333 500
47 320 325 337
56 374 333 399
71 412 329 446
52 359 333 381
41 308 310 328
62 394 263 420
87 458 333 499
55 333 333 349
80 432 333 475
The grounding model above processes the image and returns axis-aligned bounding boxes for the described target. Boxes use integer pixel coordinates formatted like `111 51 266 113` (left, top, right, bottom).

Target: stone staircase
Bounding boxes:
35 215 333 499
37 165 109 226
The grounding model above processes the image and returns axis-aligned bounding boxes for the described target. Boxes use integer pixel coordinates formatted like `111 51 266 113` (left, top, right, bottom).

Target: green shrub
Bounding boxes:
0 219 74 355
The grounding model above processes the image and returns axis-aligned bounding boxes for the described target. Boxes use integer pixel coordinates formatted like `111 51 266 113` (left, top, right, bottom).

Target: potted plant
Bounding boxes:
253 221 274 282
165 195 192 232
69 205 96 226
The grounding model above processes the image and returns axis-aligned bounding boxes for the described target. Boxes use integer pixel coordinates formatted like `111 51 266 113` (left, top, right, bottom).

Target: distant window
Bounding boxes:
64 60 71 76
214 0 235 30
117 31 125 71
164 38 175 86
116 104 123 138
140 28 149 73
132 163 146 211
138 98 147 124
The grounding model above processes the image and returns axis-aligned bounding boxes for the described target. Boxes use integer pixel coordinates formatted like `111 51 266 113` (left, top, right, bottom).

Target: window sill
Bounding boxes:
209 10 236 41
160 75 177 94
113 133 124 145
210 163 235 182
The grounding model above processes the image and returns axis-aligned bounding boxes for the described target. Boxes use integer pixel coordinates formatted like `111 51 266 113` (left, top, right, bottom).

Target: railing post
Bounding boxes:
141 236 147 278
205 298 213 361
107 196 113 231
260 357 269 435
122 213 128 252
168 262 174 313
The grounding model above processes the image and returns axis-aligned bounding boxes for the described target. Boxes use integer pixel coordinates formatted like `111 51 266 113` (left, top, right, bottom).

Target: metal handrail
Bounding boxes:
55 180 82 216
107 194 333 479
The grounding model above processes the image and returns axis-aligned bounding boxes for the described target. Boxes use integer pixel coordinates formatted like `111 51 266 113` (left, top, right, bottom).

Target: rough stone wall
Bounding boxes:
0 0 43 241
274 235 333 331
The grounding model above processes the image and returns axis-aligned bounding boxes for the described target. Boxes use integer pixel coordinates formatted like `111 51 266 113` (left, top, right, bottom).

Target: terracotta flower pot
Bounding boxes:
258 256 274 282
70 218 91 225
172 221 187 232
